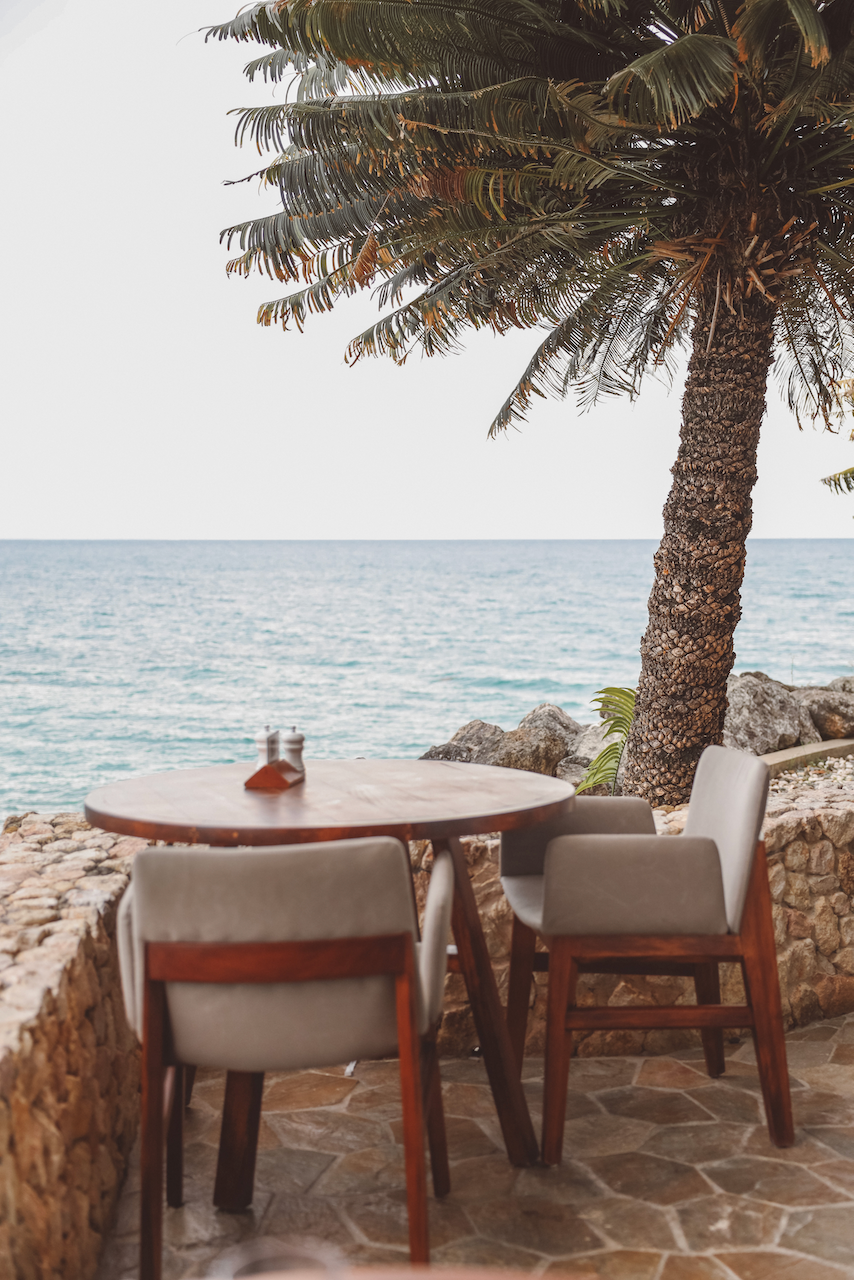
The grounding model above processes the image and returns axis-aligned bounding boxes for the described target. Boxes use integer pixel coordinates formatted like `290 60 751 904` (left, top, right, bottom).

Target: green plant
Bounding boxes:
575 687 636 796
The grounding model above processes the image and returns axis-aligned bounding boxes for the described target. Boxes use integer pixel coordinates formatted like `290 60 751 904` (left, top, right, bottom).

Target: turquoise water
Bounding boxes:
0 540 851 817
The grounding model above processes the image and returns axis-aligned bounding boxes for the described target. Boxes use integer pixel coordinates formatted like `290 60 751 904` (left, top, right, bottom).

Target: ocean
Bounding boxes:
0 539 851 818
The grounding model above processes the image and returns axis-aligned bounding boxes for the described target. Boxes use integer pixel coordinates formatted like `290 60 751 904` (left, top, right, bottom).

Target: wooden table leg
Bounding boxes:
214 1070 265 1210
440 835 539 1166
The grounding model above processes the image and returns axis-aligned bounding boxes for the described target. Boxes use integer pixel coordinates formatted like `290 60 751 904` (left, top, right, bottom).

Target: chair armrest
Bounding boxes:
419 849 455 1026
542 834 728 936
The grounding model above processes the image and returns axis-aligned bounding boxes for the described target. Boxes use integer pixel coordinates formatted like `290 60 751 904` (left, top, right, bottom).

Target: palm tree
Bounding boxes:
207 0 854 803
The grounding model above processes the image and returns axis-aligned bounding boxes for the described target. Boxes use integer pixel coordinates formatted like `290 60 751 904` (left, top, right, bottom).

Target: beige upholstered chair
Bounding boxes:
118 837 455 1278
501 745 793 1163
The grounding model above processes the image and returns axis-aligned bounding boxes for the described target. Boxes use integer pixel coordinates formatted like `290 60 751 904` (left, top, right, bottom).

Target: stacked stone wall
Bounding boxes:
0 815 144 1280
765 804 854 1025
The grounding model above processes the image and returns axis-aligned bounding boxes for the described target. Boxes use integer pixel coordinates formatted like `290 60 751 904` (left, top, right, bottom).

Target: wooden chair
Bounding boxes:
117 837 455 1279
501 745 793 1163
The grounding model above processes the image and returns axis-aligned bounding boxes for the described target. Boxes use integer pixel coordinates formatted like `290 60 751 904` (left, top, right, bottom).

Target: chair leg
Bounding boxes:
541 938 578 1167
421 1027 450 1198
396 962 429 1262
166 1064 184 1208
184 1064 197 1107
140 979 166 1280
507 914 537 1076
213 1071 265 1210
740 843 795 1148
694 963 726 1078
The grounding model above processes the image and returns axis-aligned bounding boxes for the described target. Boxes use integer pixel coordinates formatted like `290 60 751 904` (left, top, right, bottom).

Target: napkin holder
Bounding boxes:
245 759 306 791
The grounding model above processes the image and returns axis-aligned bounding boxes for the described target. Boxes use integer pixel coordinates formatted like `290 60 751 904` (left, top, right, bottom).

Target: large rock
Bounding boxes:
421 702 583 776
420 718 506 764
740 670 799 691
490 703 584 774
723 673 821 755
828 677 854 695
554 759 588 788
560 720 618 766
794 688 854 740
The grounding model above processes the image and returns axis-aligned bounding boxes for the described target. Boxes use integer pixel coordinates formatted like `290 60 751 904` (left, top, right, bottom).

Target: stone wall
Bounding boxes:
763 802 854 1025
0 814 145 1280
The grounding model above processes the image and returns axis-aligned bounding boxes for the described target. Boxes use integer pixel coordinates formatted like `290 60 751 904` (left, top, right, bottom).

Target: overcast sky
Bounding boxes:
2 0 852 540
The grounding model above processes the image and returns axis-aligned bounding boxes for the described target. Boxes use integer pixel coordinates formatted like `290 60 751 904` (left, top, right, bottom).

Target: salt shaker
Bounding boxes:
280 726 305 773
254 725 280 769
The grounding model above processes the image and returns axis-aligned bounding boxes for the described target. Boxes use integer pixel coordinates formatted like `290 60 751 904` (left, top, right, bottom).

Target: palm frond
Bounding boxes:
575 686 636 795
734 0 831 69
592 686 637 739
574 742 625 794
206 0 620 93
821 465 854 494
606 34 738 127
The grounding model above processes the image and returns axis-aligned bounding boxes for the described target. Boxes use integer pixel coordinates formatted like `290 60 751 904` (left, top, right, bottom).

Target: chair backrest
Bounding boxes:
119 837 420 1074
683 744 769 932
500 795 656 878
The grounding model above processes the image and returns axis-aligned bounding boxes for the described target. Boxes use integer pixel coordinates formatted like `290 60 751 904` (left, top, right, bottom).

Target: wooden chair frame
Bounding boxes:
505 840 794 1164
141 932 445 1280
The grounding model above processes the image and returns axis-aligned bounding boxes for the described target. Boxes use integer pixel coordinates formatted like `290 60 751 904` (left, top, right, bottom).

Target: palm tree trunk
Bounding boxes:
622 298 776 806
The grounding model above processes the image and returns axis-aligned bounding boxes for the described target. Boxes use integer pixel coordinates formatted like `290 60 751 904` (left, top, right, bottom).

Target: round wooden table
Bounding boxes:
86 758 574 1170
85 757 572 847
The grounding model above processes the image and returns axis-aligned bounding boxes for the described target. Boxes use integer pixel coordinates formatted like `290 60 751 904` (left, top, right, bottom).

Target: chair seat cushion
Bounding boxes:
542 834 729 936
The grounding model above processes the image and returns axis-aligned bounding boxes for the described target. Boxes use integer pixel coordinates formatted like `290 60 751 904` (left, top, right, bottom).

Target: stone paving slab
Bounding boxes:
98 1019 854 1279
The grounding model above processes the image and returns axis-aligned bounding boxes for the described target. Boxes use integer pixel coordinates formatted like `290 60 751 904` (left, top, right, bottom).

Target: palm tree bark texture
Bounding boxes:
624 300 776 804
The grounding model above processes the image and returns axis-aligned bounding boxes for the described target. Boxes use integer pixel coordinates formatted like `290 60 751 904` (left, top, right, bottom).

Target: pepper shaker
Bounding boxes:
280 726 305 773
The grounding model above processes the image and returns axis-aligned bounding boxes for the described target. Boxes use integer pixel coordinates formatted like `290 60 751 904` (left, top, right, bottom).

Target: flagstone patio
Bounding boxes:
96 1017 854 1280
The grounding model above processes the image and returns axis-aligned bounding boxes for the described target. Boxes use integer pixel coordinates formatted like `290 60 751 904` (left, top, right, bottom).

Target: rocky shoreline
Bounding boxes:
724 672 854 754
423 670 854 793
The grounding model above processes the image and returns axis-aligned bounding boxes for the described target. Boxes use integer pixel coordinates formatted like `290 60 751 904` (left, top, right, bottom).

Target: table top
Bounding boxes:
84 758 574 847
